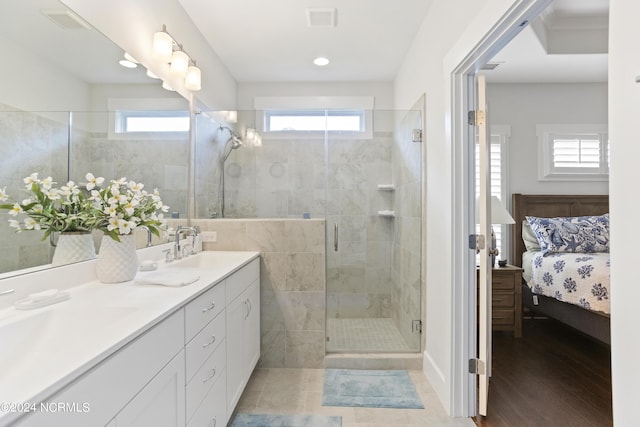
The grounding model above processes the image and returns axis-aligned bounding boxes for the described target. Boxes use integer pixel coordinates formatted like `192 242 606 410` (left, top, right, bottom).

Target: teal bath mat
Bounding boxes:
230 413 342 427
322 369 424 409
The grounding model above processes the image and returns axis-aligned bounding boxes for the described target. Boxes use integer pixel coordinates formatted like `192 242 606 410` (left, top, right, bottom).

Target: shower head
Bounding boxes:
227 135 243 149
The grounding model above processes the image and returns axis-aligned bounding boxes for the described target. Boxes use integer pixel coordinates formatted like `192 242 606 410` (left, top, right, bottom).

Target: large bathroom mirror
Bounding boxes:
0 0 189 276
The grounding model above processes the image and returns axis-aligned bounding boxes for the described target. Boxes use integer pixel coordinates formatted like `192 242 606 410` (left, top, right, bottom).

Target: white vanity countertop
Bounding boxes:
0 250 259 424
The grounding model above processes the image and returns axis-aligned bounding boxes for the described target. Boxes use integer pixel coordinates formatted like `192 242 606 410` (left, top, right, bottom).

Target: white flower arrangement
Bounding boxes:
0 173 170 242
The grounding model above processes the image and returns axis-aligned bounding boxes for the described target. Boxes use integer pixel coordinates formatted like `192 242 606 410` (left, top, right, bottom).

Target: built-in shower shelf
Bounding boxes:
377 184 395 191
377 210 396 217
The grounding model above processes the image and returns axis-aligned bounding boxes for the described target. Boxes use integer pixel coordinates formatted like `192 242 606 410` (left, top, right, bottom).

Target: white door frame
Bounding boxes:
449 0 552 417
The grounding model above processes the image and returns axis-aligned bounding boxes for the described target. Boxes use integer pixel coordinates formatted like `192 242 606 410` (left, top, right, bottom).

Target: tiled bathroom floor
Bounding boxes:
326 318 411 352
232 368 475 427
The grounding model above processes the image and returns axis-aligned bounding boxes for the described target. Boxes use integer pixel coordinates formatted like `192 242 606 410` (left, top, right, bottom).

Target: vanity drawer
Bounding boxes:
186 340 226 422
187 369 227 427
226 258 259 303
185 281 226 342
185 309 226 382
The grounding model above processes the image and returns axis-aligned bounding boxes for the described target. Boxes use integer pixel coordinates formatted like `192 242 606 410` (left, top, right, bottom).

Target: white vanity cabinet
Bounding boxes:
226 258 260 415
6 253 260 427
14 310 185 427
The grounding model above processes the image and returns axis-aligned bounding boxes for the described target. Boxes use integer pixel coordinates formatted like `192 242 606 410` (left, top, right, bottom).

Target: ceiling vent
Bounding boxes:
306 8 337 28
41 9 92 30
481 62 501 70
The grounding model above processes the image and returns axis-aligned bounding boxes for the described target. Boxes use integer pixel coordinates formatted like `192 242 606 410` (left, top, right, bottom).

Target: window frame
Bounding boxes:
254 96 374 140
537 124 609 181
107 98 190 140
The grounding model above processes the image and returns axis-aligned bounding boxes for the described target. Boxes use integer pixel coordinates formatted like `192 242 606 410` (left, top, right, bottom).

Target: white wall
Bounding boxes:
394 0 522 413
236 81 394 110
608 0 640 425
60 0 237 110
0 35 89 112
488 82 608 195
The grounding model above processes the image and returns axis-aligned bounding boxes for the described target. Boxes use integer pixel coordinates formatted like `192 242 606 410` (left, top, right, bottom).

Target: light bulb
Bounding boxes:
170 50 189 76
185 65 201 91
152 31 173 63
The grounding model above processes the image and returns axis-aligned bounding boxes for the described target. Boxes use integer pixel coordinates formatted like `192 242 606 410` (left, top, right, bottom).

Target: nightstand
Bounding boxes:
478 264 523 338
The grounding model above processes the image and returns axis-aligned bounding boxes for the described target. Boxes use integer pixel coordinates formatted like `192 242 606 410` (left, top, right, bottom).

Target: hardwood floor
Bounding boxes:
474 318 612 427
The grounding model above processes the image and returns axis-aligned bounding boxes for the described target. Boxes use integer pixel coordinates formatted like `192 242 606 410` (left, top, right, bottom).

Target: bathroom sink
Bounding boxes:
168 251 252 270
0 305 136 374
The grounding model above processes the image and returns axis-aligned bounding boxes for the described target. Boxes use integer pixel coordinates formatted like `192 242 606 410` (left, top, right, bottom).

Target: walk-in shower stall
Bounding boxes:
193 107 422 357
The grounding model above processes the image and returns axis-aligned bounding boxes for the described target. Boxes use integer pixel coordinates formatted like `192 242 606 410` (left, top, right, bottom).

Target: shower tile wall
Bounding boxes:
189 218 326 369
326 134 395 321
70 128 189 218
0 105 68 273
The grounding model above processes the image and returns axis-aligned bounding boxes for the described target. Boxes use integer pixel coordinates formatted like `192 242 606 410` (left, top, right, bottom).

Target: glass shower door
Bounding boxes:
325 108 422 353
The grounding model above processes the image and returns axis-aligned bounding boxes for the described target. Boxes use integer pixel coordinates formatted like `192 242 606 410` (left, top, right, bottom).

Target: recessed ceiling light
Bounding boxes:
313 57 330 66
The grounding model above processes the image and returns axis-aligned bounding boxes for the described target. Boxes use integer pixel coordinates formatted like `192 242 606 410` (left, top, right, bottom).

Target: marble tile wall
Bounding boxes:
0 106 68 273
189 218 327 369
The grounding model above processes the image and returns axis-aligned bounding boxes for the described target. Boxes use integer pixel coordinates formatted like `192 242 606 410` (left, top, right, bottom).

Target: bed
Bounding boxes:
511 193 610 344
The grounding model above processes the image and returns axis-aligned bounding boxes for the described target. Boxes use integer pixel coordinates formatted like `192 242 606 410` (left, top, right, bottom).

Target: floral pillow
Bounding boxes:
525 214 609 255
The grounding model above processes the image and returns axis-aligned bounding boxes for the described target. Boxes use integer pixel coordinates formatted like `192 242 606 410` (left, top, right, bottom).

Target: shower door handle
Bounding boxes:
334 223 338 252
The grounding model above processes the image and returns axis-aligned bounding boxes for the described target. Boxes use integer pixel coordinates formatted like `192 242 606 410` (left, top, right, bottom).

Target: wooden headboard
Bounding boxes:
511 194 609 268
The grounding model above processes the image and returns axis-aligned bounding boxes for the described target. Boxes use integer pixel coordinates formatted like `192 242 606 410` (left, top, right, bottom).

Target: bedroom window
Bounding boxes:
537 124 609 181
475 125 510 262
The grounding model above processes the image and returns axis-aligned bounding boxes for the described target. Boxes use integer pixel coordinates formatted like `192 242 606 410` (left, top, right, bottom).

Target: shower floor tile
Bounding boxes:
326 318 411 352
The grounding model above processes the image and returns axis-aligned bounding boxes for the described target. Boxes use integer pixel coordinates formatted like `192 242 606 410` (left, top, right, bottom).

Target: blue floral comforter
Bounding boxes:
527 251 610 314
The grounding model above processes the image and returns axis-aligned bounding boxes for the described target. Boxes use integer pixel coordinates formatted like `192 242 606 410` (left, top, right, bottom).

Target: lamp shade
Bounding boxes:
185 65 201 91
170 50 189 76
475 196 515 224
152 31 173 63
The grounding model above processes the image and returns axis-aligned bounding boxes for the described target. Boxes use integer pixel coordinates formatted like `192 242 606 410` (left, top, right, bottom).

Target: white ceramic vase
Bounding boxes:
51 232 97 267
96 234 138 283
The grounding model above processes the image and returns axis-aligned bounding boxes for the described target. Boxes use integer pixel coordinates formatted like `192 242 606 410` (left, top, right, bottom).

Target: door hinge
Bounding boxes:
412 129 422 143
412 320 422 334
469 234 486 253
469 358 486 375
468 110 485 126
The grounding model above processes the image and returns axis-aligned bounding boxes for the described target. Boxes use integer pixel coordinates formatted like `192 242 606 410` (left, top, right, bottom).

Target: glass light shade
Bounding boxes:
146 69 160 79
245 128 256 142
152 31 173 63
124 52 138 63
170 50 189 76
185 65 201 91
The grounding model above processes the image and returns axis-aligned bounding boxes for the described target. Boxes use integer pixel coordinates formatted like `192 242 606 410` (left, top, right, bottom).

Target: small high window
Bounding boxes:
265 109 364 132
116 110 190 133
537 124 609 181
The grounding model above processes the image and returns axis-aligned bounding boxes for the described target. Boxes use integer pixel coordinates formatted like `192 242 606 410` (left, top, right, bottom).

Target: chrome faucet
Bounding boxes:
174 226 195 260
138 226 153 248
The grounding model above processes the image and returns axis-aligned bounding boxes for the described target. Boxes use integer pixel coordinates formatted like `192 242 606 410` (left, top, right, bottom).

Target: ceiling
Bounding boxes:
3 0 609 87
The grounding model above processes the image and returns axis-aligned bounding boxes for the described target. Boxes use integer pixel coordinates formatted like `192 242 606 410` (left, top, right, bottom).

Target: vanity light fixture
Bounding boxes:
152 25 202 91
146 69 160 79
161 81 175 91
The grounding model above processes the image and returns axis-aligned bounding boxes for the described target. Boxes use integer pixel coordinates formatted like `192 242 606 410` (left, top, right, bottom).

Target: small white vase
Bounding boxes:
52 232 97 267
96 234 138 283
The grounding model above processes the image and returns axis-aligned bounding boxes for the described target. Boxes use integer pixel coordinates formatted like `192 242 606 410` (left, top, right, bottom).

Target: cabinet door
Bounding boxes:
244 280 261 375
226 294 246 415
116 351 186 427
